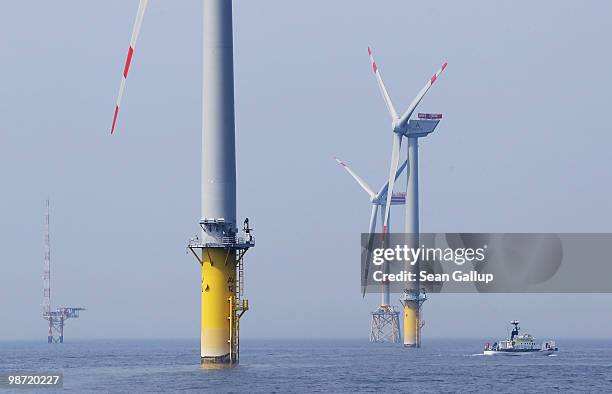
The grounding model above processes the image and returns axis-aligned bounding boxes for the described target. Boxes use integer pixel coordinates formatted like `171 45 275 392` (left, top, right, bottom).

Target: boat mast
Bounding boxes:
510 320 520 340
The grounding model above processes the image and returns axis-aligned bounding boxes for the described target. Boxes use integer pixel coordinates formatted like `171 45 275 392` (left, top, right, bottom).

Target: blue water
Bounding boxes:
1 339 611 393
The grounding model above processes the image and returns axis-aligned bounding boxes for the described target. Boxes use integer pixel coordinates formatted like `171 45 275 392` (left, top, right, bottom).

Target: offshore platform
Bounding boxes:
42 200 85 343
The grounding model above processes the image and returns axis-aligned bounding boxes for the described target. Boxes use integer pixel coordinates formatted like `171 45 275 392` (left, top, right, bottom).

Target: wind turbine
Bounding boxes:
335 157 408 293
335 157 407 343
367 47 446 237
110 0 254 366
367 47 447 348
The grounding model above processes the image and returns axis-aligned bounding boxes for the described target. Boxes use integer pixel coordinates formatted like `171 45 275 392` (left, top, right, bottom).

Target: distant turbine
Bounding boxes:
367 47 447 348
367 47 446 236
335 158 407 296
335 158 407 343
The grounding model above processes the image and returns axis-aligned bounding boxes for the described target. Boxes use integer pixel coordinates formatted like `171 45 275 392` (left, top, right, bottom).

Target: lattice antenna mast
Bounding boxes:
43 199 51 314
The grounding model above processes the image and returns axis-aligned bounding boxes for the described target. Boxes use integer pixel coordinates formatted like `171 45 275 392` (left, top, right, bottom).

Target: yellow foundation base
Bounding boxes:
201 248 237 364
403 304 418 348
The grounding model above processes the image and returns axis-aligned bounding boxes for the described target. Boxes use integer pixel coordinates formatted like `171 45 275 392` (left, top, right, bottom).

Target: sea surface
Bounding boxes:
1 339 611 393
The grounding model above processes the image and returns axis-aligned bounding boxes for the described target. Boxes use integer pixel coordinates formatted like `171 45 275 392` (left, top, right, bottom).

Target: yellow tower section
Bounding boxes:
403 304 417 347
201 248 237 365
400 289 426 348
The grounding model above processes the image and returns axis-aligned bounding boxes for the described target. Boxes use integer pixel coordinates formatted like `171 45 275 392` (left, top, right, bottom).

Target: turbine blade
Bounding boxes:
335 158 376 199
376 158 408 200
398 62 447 129
362 204 378 297
382 133 402 236
368 47 398 120
111 0 149 134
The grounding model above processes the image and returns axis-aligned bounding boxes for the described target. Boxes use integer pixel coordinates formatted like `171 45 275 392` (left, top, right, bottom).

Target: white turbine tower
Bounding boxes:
335 158 407 343
367 47 447 348
110 0 253 365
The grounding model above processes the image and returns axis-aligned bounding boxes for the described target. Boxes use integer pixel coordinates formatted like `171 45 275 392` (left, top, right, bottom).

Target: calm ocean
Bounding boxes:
1 339 611 393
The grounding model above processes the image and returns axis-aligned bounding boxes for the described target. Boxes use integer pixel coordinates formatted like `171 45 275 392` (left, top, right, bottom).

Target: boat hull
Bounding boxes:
483 349 557 356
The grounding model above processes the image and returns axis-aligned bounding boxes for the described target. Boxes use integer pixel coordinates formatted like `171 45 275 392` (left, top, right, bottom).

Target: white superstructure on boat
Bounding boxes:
483 320 558 356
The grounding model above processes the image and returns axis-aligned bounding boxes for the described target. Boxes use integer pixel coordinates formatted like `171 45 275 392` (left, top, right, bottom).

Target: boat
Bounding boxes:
483 320 558 356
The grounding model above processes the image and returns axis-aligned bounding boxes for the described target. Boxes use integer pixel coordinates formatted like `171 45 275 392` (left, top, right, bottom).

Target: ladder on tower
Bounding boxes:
237 255 245 300
230 250 249 364
235 250 248 315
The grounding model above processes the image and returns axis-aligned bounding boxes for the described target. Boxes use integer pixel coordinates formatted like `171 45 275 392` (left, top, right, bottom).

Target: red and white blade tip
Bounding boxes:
431 62 448 84
111 46 137 134
367 47 378 74
110 0 148 135
111 106 119 134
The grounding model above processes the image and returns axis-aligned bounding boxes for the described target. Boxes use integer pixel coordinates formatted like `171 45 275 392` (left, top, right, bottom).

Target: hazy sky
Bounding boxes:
1 0 611 340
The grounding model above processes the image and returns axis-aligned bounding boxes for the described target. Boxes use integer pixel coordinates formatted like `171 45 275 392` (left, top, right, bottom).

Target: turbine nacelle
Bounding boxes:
394 115 442 139
335 156 408 296
403 118 442 138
